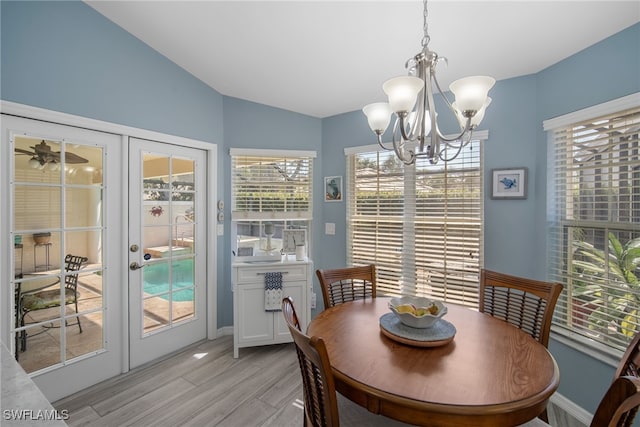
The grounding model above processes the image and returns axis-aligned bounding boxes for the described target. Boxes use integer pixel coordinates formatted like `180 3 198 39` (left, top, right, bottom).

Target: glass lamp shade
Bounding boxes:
406 110 432 138
28 157 41 169
449 76 495 114
454 97 492 129
363 102 392 133
383 76 423 114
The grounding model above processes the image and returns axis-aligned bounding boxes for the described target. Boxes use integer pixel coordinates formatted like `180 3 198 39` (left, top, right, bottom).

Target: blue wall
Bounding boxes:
2 0 640 415
220 97 322 327
536 23 640 412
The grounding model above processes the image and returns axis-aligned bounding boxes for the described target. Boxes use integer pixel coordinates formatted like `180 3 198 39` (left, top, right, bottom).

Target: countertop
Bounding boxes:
1 343 67 426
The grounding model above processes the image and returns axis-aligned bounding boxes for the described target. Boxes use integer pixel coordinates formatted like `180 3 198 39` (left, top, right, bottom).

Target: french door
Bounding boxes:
1 114 124 401
128 137 207 368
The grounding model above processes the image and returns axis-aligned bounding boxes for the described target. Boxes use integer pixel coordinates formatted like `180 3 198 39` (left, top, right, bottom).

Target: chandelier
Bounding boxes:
362 0 495 165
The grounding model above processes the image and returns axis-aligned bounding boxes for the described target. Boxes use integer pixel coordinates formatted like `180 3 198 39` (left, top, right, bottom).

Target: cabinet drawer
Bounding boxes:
235 263 308 284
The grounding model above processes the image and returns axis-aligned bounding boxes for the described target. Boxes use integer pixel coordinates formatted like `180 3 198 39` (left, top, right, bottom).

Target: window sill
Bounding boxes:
550 326 622 368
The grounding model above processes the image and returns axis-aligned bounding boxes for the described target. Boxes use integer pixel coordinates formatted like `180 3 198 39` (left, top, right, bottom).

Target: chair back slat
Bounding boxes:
64 254 88 290
480 269 562 348
616 333 640 379
316 265 376 309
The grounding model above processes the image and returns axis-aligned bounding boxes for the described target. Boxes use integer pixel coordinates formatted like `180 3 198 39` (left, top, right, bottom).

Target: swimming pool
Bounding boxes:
143 258 194 302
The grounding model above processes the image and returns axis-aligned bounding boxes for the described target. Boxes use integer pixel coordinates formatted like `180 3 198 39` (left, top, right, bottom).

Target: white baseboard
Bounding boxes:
550 392 592 426
216 326 234 337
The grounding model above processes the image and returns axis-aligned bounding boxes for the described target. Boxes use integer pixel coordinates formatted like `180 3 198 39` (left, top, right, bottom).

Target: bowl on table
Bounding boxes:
388 296 447 329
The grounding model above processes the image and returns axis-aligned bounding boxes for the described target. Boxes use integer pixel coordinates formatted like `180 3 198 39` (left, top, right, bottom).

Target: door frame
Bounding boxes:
0 101 218 397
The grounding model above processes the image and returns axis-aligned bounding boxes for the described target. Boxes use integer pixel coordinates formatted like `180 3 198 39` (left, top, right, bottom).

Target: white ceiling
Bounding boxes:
86 1 639 118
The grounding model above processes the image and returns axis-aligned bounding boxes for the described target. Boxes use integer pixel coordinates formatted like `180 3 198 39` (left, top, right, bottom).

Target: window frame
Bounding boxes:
345 131 486 307
545 93 640 357
229 148 316 256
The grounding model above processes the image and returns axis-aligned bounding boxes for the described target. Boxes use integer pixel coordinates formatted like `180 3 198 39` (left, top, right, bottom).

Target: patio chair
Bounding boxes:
19 254 88 351
316 265 376 309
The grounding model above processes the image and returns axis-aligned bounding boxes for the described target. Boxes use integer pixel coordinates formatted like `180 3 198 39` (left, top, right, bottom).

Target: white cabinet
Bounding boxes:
232 259 312 358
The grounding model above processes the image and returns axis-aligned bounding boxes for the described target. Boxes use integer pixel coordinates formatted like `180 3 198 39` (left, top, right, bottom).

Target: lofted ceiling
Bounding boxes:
85 1 639 118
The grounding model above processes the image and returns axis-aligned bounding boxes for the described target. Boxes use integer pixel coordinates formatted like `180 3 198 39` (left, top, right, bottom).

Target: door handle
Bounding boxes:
129 262 145 271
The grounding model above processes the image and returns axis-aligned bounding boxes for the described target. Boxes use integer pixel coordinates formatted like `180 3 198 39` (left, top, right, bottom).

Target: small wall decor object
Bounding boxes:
150 206 164 216
491 168 527 199
324 176 343 202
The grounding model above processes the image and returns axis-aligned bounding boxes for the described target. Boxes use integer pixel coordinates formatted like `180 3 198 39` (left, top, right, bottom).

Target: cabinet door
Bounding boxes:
275 281 305 342
236 284 273 344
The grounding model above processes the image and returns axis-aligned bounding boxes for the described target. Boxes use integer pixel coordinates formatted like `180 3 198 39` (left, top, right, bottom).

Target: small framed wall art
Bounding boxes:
324 176 343 202
491 167 528 199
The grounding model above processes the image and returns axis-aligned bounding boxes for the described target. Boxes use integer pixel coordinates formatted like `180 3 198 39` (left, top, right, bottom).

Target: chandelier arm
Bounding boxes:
398 115 414 142
432 71 457 114
391 119 416 165
435 116 473 142
438 129 474 162
376 134 395 152
438 140 465 162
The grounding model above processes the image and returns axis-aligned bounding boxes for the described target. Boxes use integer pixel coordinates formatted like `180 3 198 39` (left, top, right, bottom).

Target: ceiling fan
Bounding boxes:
15 140 89 169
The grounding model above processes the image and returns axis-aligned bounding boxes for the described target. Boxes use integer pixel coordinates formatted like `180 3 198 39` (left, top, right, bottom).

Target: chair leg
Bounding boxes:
14 331 19 361
75 299 82 333
20 311 27 352
538 408 549 422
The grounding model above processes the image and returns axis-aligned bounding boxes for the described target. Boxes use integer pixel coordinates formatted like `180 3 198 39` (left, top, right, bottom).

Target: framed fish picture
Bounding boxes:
491 168 527 199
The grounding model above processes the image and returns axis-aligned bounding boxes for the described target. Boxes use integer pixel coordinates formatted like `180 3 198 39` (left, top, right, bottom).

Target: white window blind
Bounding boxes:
346 137 484 307
547 98 640 352
230 149 315 221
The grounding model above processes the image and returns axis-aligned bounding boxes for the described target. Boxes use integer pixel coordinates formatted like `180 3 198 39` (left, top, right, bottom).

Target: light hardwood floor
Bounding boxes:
54 335 585 427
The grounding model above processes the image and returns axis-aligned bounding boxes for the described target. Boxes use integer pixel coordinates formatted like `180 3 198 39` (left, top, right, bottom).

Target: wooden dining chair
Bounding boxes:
316 265 376 309
282 296 340 427
615 331 640 379
519 375 640 427
479 269 563 348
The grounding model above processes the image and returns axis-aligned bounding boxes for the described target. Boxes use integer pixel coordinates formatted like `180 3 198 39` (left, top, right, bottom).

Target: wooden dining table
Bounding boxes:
306 297 560 427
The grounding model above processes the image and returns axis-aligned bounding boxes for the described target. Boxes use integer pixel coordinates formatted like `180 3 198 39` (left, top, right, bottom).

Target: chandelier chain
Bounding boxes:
421 0 430 48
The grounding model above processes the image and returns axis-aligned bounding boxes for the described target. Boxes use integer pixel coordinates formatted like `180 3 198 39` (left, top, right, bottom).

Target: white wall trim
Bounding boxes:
543 92 640 130
217 326 234 336
229 147 317 158
550 391 592 426
1 100 217 149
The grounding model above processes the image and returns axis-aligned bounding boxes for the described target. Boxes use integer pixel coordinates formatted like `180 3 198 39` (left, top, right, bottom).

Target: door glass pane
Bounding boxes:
66 187 103 228
12 135 106 373
14 186 62 231
14 137 63 184
140 153 196 335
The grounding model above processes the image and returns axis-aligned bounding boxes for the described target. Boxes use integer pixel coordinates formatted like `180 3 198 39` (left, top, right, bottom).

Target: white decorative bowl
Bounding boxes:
388 296 447 329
